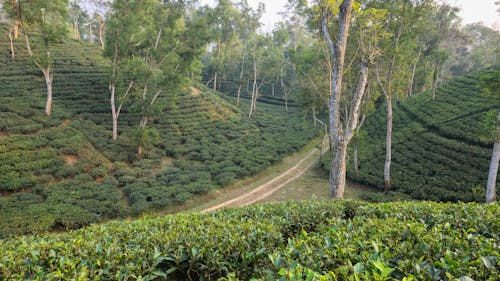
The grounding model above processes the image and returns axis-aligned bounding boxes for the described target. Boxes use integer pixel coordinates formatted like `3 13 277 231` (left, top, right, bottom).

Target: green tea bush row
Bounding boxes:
347 69 499 202
0 201 498 280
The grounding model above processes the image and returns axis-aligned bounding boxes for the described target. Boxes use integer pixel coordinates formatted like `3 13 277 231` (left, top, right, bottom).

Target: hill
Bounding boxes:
344 69 500 202
0 200 498 280
0 38 318 237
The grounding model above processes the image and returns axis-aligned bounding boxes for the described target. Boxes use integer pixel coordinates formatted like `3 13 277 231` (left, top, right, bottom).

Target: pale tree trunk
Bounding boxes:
213 41 221 94
42 68 53 116
272 83 275 96
384 94 393 192
322 0 354 199
408 48 421 96
98 22 105 50
249 58 258 118
88 21 94 44
14 20 19 39
111 82 119 140
431 60 439 100
20 23 32 56
280 77 289 112
354 143 359 176
236 41 247 106
73 17 80 40
213 71 218 93
8 28 14 60
486 110 500 203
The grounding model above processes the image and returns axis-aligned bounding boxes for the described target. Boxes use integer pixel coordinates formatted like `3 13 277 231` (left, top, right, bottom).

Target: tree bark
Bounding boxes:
98 22 105 50
330 141 348 198
8 28 14 60
88 20 94 44
236 41 247 106
486 110 500 203
42 68 53 116
73 16 80 40
354 143 359 176
384 94 393 192
110 80 118 140
14 20 19 39
322 0 354 199
249 58 258 118
431 60 439 100
408 48 421 96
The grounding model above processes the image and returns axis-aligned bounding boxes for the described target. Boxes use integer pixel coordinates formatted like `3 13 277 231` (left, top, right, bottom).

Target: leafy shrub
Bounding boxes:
0 201 498 280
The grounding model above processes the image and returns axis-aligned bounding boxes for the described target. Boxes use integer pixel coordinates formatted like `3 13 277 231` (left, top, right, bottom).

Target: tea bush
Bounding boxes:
0 36 318 236
0 201 498 280
339 69 500 202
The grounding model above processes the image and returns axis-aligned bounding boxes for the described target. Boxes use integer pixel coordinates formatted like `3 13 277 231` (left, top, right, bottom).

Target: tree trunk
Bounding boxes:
89 21 94 44
313 107 317 127
8 28 14 60
73 17 80 40
431 61 439 100
408 49 421 96
354 142 359 176
14 20 19 39
272 83 275 96
111 81 118 140
236 41 247 106
20 23 32 56
322 0 354 199
43 68 53 116
486 110 500 203
99 22 105 50
213 71 218 93
249 59 258 118
281 77 289 112
330 141 348 198
384 95 393 192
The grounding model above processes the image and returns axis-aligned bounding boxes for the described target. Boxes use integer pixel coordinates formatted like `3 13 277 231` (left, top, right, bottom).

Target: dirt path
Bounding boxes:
202 141 324 212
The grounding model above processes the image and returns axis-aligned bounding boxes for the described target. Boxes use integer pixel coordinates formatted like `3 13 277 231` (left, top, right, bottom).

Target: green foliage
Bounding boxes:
341 69 500 202
0 201 498 280
0 35 318 236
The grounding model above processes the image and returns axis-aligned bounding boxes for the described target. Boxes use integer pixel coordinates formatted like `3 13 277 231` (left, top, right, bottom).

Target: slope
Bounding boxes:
348 68 500 202
0 35 318 237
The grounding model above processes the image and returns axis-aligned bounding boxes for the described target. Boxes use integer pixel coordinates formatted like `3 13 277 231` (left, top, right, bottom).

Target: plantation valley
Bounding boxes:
0 0 499 280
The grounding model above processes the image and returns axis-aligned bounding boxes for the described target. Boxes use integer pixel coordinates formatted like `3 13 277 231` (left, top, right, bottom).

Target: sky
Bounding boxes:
200 0 500 32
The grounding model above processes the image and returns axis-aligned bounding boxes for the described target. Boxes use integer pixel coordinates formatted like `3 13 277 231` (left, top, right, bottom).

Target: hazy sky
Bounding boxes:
200 0 500 32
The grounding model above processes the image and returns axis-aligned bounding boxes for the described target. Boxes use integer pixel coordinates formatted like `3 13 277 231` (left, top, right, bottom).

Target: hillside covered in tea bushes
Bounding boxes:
343 69 500 202
1 200 498 280
0 39 318 237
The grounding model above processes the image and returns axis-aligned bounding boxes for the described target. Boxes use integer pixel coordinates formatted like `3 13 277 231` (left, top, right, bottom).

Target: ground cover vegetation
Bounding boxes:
0 0 499 278
284 0 500 200
0 0 319 236
0 200 498 280
342 69 500 202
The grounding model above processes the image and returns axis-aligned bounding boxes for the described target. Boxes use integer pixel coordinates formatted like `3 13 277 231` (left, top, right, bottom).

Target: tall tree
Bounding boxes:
321 0 354 198
105 0 150 140
3 0 68 116
373 0 434 192
479 69 500 203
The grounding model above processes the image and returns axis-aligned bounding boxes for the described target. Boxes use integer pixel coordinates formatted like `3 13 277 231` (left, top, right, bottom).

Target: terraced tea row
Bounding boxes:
347 69 500 202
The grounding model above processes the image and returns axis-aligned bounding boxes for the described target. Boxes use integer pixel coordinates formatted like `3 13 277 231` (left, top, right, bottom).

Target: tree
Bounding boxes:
371 0 439 192
105 0 150 140
235 0 263 105
132 1 212 155
3 0 68 116
478 69 500 203
247 34 283 118
321 0 355 198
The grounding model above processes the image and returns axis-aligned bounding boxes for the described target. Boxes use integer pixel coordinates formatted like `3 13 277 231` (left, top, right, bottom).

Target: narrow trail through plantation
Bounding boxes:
201 137 328 212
